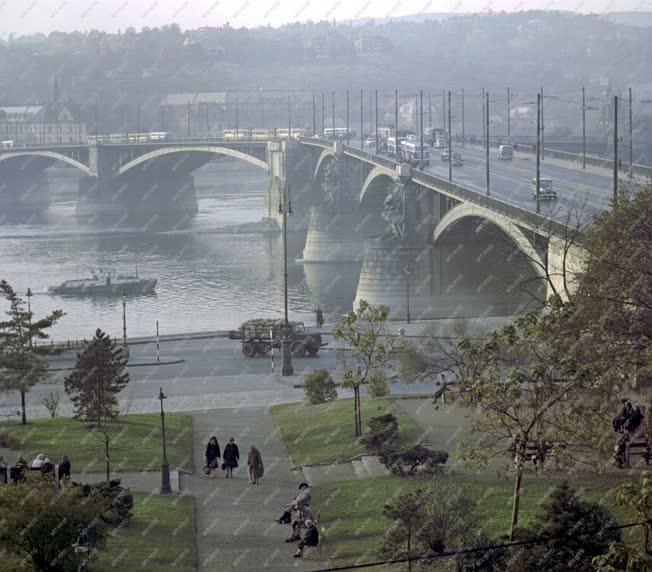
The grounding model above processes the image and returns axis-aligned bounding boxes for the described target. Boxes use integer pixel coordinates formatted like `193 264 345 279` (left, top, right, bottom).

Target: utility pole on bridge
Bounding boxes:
613 95 619 202
461 88 465 146
448 90 452 182
360 89 364 149
485 91 490 196
536 92 541 214
507 87 511 145
582 86 587 169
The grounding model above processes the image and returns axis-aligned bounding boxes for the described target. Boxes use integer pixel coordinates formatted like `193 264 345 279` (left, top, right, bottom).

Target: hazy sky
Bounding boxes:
1 0 651 37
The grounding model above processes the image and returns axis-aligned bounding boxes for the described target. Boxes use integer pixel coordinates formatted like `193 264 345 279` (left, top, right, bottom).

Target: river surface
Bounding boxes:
0 160 361 340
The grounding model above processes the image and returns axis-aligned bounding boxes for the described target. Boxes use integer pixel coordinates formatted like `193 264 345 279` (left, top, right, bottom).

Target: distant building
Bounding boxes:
161 92 228 137
0 103 87 145
304 36 330 60
354 35 391 57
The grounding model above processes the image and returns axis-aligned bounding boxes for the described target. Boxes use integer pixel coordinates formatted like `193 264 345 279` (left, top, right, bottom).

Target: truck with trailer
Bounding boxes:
228 319 326 358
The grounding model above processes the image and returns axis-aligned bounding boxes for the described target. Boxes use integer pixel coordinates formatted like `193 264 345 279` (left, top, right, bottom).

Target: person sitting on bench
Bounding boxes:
276 483 311 524
293 519 319 558
286 505 314 542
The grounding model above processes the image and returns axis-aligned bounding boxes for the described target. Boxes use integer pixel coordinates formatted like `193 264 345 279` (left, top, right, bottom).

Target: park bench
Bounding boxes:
624 440 652 468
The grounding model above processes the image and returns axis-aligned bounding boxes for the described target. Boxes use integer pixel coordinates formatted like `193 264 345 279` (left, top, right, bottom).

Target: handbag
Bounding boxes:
221 461 227 471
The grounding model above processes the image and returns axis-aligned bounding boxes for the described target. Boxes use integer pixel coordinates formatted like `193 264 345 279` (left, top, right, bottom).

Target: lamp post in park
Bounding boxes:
121 289 127 349
157 387 172 495
279 182 294 377
404 265 411 324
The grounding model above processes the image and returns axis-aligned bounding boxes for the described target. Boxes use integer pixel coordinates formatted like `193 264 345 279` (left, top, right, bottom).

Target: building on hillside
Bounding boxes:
0 103 87 145
354 35 391 57
160 92 228 137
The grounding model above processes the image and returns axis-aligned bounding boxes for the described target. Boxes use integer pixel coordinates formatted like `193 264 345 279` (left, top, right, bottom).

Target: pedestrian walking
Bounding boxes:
315 307 324 329
222 437 240 478
247 444 264 485
204 436 221 477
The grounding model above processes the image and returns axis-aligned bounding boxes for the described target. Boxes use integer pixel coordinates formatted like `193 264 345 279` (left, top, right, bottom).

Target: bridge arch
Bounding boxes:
313 149 336 184
0 151 90 174
358 166 400 209
432 203 547 279
116 145 268 176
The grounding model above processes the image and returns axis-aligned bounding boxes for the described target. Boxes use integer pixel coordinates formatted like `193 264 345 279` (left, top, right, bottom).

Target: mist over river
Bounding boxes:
0 159 361 340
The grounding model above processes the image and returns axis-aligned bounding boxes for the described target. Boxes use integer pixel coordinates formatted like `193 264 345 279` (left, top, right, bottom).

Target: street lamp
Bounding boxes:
26 288 32 348
157 387 172 494
404 265 411 324
279 182 294 376
121 289 127 349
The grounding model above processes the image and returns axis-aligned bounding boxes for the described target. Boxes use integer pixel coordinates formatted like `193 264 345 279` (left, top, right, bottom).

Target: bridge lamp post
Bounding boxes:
279 183 294 377
26 288 32 348
122 289 128 349
404 265 411 324
157 387 172 495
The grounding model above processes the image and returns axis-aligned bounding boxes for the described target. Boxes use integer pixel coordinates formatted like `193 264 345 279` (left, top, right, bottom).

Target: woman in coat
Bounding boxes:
247 444 264 485
222 437 239 478
205 436 221 476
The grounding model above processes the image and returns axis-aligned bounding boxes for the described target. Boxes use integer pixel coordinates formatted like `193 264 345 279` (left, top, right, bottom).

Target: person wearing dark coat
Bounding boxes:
205 436 221 476
293 520 319 558
222 437 239 478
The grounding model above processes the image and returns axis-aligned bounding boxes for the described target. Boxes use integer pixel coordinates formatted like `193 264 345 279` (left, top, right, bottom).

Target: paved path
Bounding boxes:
186 408 326 571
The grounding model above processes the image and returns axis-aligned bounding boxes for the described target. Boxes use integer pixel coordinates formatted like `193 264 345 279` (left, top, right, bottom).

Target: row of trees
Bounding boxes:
392 181 652 566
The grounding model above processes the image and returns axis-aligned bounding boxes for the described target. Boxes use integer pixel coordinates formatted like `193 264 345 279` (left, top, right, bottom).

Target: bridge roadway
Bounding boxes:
0 137 626 227
422 144 615 217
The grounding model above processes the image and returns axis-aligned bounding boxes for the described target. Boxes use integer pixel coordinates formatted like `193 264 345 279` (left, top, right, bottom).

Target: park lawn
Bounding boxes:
312 473 638 569
0 413 194 473
272 397 424 466
95 493 196 572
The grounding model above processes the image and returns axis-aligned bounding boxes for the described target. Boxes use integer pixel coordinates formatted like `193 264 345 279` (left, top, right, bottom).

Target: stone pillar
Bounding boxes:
354 237 438 320
302 206 365 262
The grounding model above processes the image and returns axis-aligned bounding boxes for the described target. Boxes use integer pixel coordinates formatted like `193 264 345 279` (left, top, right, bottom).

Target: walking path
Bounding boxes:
186 408 326 571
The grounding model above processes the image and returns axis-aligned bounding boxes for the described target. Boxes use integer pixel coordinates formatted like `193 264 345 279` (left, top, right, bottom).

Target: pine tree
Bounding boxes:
0 280 64 424
65 329 129 482
64 329 129 425
512 482 621 572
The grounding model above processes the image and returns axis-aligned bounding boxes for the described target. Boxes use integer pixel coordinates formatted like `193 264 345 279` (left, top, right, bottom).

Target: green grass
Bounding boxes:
312 473 639 569
272 397 424 466
95 493 196 572
0 413 194 472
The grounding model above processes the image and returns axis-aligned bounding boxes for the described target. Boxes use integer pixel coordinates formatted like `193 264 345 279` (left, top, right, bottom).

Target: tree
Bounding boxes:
361 413 399 453
379 489 428 571
380 479 484 570
64 329 129 482
0 280 64 424
303 368 337 405
333 300 397 436
593 472 652 571
511 481 620 572
450 309 595 540
64 329 129 424
380 446 448 476
571 181 652 388
0 473 109 571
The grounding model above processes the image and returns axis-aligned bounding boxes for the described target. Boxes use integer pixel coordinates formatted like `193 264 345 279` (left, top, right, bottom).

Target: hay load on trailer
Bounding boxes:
227 319 326 358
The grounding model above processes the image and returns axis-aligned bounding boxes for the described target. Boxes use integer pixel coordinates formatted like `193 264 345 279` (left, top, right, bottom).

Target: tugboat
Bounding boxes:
50 266 157 296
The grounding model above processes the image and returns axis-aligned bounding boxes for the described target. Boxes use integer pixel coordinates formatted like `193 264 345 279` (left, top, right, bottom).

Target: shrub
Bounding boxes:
0 431 20 449
303 369 338 405
42 391 60 418
78 479 134 528
367 370 390 397
361 413 399 452
380 445 448 476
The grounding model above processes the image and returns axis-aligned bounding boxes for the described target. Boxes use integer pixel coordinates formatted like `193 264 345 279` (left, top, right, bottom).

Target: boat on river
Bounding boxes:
50 267 157 296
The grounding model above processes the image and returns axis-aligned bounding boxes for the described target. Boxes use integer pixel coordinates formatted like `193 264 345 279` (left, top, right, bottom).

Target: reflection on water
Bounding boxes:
0 160 362 340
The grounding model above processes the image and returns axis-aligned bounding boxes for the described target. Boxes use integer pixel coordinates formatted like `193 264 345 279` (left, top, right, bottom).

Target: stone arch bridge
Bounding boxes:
0 138 583 318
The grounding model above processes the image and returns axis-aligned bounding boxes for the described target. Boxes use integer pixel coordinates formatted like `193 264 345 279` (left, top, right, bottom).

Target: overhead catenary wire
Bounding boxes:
310 519 650 572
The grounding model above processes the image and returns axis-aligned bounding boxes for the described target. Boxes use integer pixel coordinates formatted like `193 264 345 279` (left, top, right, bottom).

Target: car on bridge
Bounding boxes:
531 178 557 201
452 152 464 167
497 144 514 160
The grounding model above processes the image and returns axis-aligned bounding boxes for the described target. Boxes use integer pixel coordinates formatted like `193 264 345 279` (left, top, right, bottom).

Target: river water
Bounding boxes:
0 160 361 340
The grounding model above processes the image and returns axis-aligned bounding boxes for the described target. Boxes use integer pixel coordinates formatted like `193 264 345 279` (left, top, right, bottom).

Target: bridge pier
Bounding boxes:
354 238 439 320
0 171 49 212
76 173 198 220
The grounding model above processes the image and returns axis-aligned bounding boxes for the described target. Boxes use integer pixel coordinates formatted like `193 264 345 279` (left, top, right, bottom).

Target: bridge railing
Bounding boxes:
302 139 582 239
513 143 652 179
